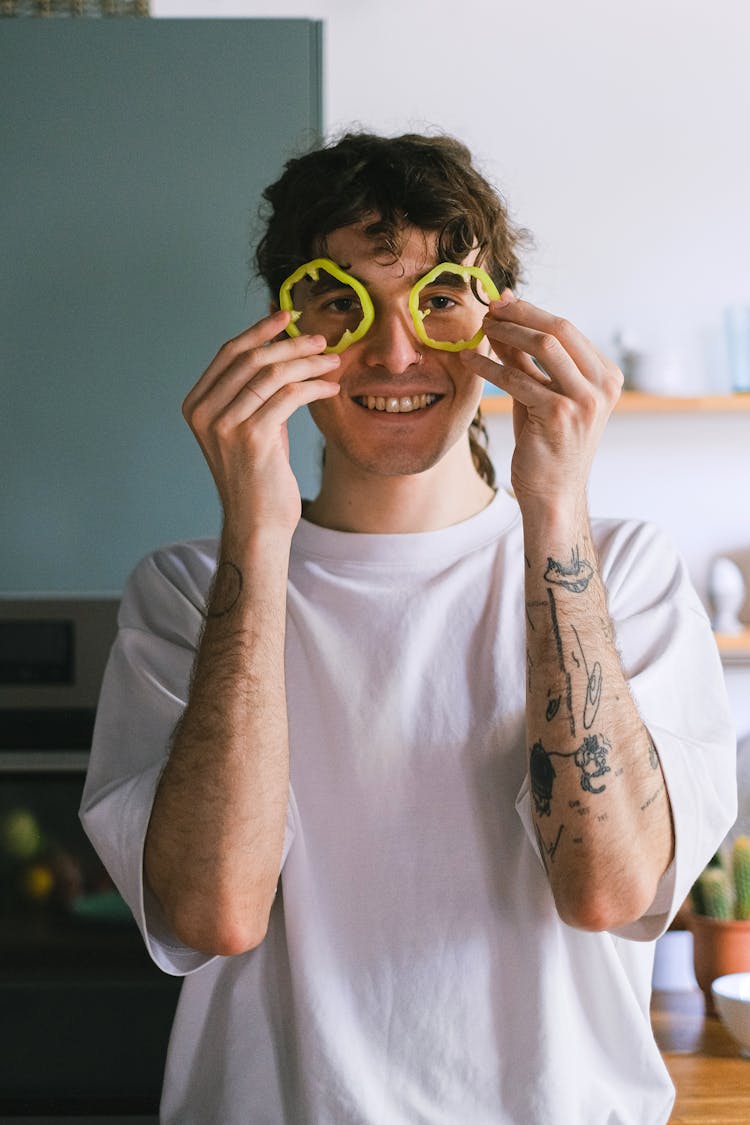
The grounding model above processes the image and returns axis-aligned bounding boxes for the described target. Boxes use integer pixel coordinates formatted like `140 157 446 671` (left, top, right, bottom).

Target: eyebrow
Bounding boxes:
305 273 356 296
420 271 471 290
303 266 472 296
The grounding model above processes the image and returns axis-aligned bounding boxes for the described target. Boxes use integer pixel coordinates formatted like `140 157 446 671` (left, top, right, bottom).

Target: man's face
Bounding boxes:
303 222 488 480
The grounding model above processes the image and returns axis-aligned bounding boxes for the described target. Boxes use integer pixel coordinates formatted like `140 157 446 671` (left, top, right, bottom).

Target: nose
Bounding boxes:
360 304 422 373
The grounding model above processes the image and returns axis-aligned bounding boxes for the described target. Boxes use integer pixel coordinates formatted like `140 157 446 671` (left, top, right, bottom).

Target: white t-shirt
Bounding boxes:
81 490 736 1125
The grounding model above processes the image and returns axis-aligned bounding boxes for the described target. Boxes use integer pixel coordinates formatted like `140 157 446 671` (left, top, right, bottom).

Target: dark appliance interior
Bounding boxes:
0 599 181 1118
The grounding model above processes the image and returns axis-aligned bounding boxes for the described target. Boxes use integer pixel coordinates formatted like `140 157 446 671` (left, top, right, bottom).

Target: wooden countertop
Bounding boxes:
651 989 750 1122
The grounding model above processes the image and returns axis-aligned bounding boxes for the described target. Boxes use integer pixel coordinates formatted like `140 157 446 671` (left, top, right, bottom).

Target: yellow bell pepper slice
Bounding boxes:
278 258 375 355
408 263 501 352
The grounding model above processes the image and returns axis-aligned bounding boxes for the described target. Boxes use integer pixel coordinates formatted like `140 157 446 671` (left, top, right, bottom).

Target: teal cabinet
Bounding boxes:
1 19 322 591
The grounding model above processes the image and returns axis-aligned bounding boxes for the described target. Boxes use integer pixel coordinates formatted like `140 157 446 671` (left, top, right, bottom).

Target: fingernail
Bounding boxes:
490 290 517 309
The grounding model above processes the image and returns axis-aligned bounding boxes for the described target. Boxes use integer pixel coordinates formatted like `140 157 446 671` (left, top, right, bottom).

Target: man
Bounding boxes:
81 133 736 1124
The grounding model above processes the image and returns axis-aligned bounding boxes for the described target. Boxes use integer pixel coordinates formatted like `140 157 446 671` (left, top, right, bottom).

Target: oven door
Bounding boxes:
0 758 181 1118
0 597 181 1117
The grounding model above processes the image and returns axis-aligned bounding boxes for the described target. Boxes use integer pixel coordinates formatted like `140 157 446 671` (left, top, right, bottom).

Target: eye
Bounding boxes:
423 294 458 312
323 295 362 314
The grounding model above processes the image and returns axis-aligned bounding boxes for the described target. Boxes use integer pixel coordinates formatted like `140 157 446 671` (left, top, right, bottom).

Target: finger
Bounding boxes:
485 299 624 410
486 297 607 374
212 354 341 429
482 312 586 397
217 308 296 363
241 376 341 432
461 350 559 409
484 312 623 407
488 292 616 375
185 334 334 423
184 311 323 412
188 352 341 441
248 349 341 407
484 336 552 385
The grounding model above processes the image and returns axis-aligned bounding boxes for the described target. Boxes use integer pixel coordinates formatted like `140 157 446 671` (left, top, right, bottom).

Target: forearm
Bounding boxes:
144 528 292 955
523 502 674 931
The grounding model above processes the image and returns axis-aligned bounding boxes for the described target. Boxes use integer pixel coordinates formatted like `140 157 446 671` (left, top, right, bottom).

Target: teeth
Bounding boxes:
358 394 438 413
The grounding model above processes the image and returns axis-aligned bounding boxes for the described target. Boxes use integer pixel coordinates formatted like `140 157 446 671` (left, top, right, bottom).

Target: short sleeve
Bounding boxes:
515 519 737 941
79 541 297 975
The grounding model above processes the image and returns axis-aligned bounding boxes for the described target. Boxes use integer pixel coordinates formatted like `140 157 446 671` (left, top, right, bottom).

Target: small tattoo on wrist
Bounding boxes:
206 561 244 618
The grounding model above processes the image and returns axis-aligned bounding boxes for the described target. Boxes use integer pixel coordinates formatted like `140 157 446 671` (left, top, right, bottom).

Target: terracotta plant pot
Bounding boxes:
689 912 750 1015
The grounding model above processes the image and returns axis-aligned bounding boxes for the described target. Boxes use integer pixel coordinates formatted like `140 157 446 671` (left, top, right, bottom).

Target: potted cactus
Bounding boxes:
690 836 750 1013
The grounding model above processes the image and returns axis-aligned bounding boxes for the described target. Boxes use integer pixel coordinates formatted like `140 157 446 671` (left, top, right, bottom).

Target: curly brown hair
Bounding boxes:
254 131 531 488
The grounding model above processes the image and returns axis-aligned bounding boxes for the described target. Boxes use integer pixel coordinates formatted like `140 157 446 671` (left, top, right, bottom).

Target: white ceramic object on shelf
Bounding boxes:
628 350 685 396
709 557 746 634
712 972 750 1056
652 929 698 992
725 306 750 393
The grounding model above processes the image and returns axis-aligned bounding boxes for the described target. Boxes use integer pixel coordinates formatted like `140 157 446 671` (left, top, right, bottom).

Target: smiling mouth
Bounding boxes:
352 393 442 414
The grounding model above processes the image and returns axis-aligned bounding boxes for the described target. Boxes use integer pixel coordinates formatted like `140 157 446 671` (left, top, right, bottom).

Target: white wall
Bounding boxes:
153 0 750 388
154 0 750 732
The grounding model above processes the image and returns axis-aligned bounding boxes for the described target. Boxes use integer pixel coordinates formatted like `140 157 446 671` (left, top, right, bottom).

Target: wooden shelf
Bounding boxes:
481 391 750 414
715 628 750 665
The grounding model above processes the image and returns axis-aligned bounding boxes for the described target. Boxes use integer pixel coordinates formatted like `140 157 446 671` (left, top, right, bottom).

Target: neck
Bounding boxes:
302 440 496 534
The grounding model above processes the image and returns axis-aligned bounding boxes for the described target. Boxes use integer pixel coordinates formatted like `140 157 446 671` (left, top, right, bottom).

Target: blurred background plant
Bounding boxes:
691 836 750 920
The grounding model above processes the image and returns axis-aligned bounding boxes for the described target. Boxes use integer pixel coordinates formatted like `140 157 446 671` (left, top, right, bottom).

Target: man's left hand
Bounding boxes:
462 295 623 520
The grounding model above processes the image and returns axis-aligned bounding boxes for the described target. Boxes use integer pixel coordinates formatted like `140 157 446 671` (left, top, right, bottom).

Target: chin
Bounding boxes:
343 448 446 478
327 422 471 479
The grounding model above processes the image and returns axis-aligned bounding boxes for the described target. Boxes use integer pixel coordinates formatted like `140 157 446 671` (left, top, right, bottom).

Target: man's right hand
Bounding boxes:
182 309 341 540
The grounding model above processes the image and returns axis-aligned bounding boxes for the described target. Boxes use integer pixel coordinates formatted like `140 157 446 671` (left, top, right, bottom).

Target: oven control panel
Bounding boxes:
0 597 120 767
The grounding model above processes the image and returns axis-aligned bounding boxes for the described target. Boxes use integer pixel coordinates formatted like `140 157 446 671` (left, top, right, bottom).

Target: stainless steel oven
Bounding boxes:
0 597 180 1120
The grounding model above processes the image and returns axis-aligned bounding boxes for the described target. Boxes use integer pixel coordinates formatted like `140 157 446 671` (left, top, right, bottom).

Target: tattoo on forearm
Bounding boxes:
530 741 557 816
525 599 547 632
534 823 550 873
647 736 659 770
546 691 561 721
544 547 594 594
534 821 564 870
640 784 664 813
530 734 612 817
574 734 612 794
547 590 575 737
569 624 603 730
205 561 244 619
